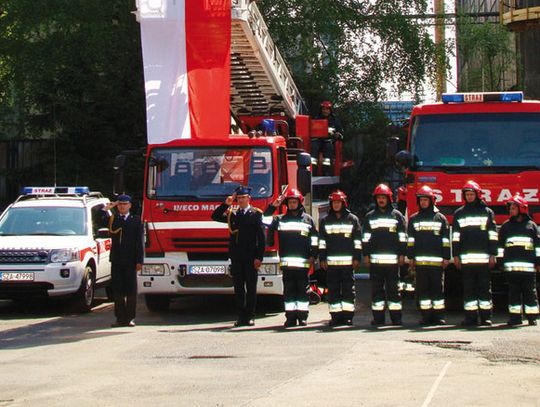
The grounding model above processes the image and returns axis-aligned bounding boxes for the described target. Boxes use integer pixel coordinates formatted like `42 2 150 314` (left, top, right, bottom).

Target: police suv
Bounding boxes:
0 187 112 312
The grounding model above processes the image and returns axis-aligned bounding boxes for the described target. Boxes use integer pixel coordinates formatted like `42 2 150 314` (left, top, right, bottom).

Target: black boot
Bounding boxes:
284 311 297 328
329 313 342 327
419 310 432 326
528 318 537 326
297 310 308 326
507 315 522 326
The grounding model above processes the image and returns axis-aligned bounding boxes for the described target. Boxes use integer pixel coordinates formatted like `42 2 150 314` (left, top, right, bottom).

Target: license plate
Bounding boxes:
188 265 227 275
0 272 35 282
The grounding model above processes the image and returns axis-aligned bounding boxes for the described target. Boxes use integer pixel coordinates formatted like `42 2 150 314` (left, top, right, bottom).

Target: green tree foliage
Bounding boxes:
0 0 145 198
457 16 517 92
258 0 437 210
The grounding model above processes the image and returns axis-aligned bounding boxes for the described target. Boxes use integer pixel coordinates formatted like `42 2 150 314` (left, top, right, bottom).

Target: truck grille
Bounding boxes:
0 250 49 264
171 237 229 250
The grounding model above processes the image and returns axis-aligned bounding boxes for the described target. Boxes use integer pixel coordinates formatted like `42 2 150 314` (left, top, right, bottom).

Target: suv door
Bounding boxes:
91 203 111 283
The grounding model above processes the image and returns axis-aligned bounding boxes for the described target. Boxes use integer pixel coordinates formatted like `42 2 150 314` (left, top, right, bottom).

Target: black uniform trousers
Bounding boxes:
507 273 539 321
310 139 334 176
327 266 355 321
370 264 402 323
283 267 310 321
462 264 492 322
112 263 137 324
231 259 258 322
416 266 444 322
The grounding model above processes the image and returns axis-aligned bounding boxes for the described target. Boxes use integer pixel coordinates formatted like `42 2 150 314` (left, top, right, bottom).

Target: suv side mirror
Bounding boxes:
97 228 110 239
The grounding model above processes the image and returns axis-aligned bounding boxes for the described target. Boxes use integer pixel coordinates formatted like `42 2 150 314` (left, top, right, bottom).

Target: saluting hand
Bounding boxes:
225 193 237 206
254 259 262 269
136 263 142 272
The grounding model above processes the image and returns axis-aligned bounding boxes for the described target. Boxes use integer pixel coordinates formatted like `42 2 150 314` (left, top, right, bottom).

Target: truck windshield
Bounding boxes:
0 207 87 236
411 113 540 170
147 147 273 200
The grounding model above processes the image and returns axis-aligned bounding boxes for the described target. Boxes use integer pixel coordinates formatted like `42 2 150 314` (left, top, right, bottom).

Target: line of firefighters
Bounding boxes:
266 181 540 328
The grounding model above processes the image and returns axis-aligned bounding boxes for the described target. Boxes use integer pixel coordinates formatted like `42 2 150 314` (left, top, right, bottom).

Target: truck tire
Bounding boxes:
145 294 170 312
73 265 95 313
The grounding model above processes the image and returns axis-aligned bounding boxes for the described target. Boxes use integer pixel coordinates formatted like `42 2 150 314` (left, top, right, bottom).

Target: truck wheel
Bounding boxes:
145 294 170 312
73 265 95 313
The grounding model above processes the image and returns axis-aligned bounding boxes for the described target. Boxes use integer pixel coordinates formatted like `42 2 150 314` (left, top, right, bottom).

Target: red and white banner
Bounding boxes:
139 0 231 144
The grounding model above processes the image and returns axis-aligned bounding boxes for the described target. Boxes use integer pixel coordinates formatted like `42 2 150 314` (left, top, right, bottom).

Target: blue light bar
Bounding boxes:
442 92 524 104
261 119 276 135
22 186 90 195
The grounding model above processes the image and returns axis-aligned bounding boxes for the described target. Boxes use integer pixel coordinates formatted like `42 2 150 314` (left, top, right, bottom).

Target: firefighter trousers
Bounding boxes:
231 259 258 322
283 267 310 322
327 266 355 321
507 273 539 322
370 264 402 323
416 266 444 322
310 139 334 176
462 264 492 322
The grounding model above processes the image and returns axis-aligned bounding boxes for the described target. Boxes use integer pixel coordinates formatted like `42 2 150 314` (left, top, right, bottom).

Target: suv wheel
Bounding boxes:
73 265 95 313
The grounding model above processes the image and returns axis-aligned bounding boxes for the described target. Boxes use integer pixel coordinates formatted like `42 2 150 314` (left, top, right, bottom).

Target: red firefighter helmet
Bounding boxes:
320 101 333 108
284 188 304 205
416 185 435 204
373 184 393 202
462 180 482 197
506 193 529 215
329 190 348 207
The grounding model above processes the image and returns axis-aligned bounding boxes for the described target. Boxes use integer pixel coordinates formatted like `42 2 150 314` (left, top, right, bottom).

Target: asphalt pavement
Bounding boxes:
0 290 539 407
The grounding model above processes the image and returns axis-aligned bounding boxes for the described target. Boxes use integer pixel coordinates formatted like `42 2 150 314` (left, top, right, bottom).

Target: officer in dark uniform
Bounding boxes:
103 194 144 327
499 194 540 326
452 181 497 326
362 184 407 326
407 186 450 326
319 190 362 326
211 186 265 327
266 188 318 327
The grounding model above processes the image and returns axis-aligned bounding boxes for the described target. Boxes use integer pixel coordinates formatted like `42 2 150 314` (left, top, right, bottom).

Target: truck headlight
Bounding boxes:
258 264 278 275
50 248 79 263
141 264 166 276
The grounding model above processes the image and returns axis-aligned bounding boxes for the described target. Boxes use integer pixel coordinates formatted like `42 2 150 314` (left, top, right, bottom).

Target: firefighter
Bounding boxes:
407 186 450 326
311 101 343 176
318 190 362 326
211 186 266 327
266 188 318 327
362 184 407 326
498 194 540 326
452 180 498 326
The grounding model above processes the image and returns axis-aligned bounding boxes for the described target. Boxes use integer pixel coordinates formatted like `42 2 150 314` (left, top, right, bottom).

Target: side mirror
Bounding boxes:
395 150 413 168
386 136 400 161
297 168 311 196
297 152 311 168
113 154 126 195
97 228 110 239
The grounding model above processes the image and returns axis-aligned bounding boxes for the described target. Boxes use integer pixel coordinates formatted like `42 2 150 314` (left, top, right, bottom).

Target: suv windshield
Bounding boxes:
147 147 273 200
411 113 540 170
0 206 87 236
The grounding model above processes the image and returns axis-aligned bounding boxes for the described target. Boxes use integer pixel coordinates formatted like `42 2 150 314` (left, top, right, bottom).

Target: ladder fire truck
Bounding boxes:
388 91 540 300
114 0 344 311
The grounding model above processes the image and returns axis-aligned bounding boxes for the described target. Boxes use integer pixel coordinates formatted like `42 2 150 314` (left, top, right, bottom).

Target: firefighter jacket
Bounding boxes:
362 206 407 265
452 200 498 264
267 206 318 269
318 208 362 267
407 206 450 265
498 215 540 273
211 203 265 262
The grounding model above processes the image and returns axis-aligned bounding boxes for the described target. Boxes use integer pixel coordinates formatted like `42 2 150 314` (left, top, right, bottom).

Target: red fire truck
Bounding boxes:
389 91 540 299
113 0 343 311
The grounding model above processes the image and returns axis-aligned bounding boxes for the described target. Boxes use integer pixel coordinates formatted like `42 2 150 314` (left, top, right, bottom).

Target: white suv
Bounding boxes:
0 187 112 312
